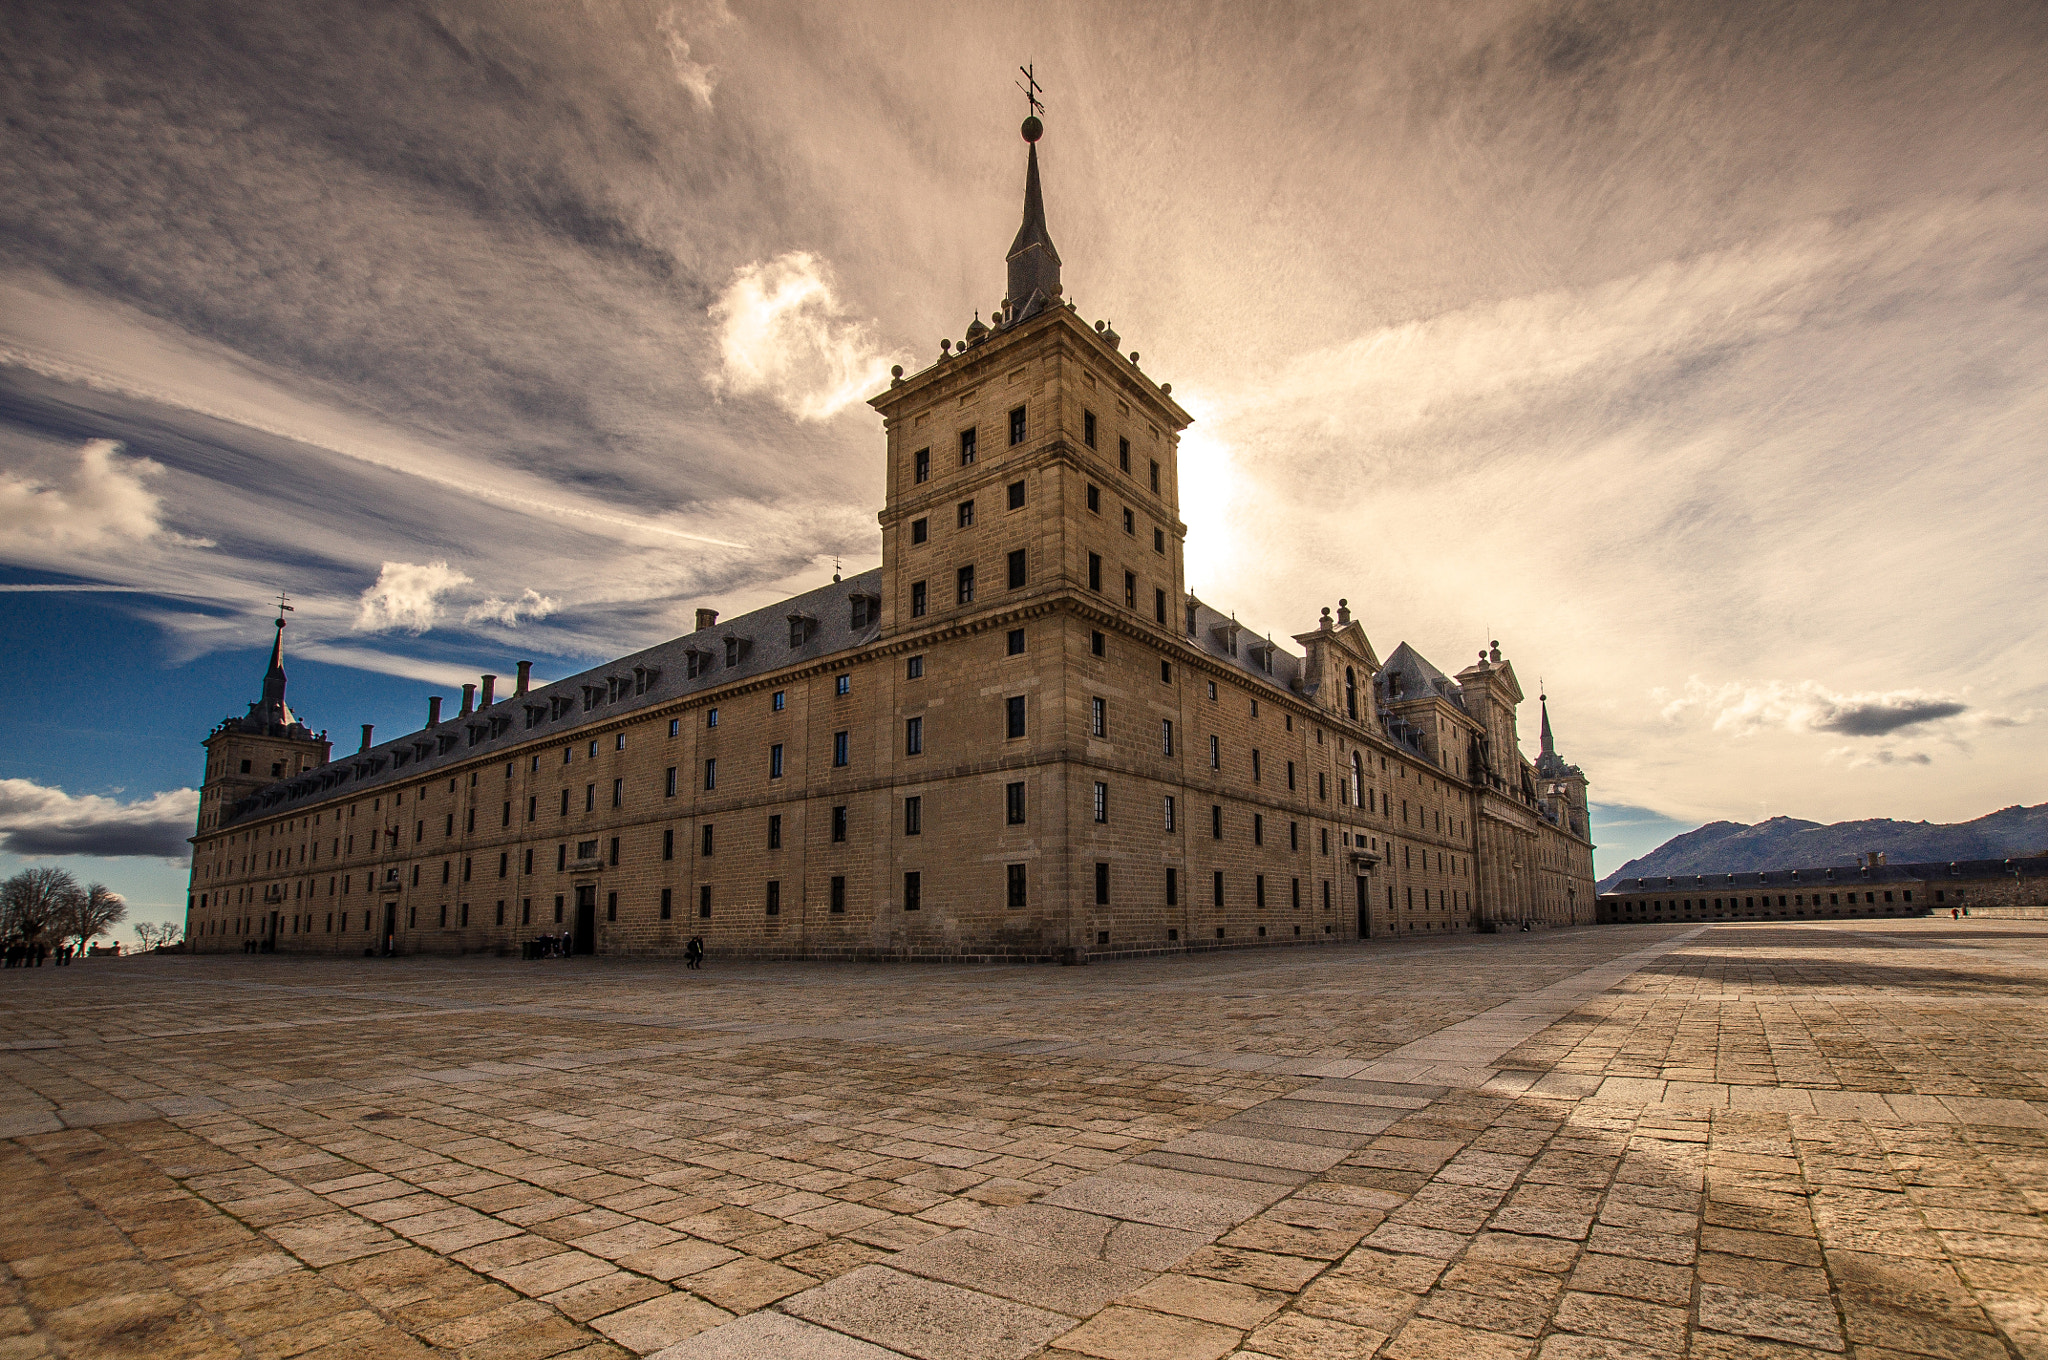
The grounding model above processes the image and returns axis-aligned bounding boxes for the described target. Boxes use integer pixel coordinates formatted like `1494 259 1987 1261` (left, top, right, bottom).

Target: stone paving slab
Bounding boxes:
1 919 2045 1358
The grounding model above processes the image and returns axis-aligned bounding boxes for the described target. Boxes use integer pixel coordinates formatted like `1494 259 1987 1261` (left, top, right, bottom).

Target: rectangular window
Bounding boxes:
833 731 849 767
1209 734 1220 769
911 580 927 617
904 871 922 912
701 824 714 856
835 674 849 696
1007 863 1027 908
1093 782 1108 823
665 767 677 798
1256 875 1266 909
1212 805 1223 839
1091 630 1105 657
1006 781 1026 825
914 446 930 483
1251 750 1261 782
1149 459 1160 493
698 884 711 919
830 875 846 913
958 499 975 528
1254 814 1264 846
1007 628 1025 655
773 689 786 710
606 892 615 922
1094 861 1110 905
1119 436 1131 472
911 516 928 544
1163 795 1175 831
1161 660 1172 683
661 887 672 919
1161 719 1174 755
766 880 780 916
1154 588 1167 623
1166 866 1178 905
670 718 680 737
1009 405 1026 445
1212 870 1225 907
1290 821 1298 851
498 851 508 878
906 716 923 755
768 814 782 849
1123 570 1136 608
1087 483 1101 513
557 844 567 871
907 654 924 679
583 785 594 812
527 796 536 822
1154 528 1165 554
770 743 785 778
1084 409 1097 447
832 805 847 841
663 828 674 861
1291 878 1301 910
1007 479 1025 509
1287 760 1296 791
612 777 623 808
957 564 975 604
961 427 977 464
1088 553 1102 592
1007 548 1027 589
1091 696 1106 738
904 796 922 836
707 707 719 728
704 759 717 790
1006 695 1026 739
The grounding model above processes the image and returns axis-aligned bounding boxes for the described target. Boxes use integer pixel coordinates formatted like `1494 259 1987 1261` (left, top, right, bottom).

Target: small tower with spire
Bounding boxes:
1532 690 1590 839
196 599 331 834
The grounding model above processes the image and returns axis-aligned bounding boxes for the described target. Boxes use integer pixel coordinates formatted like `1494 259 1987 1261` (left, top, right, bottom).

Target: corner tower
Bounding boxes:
871 113 1193 641
197 607 331 834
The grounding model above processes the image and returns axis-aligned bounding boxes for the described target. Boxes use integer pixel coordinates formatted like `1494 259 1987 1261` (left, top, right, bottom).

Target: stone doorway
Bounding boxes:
573 885 597 955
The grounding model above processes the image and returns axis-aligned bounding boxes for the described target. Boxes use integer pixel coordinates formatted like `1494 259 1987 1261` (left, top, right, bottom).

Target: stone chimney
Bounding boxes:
695 608 719 632
427 696 443 727
515 660 532 696
359 724 374 753
479 674 496 708
459 683 476 717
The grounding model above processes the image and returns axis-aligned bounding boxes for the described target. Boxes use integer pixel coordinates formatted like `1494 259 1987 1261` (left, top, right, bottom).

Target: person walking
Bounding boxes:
685 936 704 970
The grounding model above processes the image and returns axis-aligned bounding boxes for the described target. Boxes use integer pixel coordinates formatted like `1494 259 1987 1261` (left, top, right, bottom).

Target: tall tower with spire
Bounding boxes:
196 606 331 835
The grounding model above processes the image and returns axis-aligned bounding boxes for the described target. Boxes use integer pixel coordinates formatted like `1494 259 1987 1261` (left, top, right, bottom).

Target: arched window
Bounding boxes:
1345 666 1358 720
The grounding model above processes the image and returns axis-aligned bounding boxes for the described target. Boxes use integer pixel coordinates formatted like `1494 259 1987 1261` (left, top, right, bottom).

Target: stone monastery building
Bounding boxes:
185 120 1597 961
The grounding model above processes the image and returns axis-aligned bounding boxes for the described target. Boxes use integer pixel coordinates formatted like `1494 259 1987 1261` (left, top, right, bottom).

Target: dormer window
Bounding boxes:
726 635 752 667
787 615 817 648
850 594 879 629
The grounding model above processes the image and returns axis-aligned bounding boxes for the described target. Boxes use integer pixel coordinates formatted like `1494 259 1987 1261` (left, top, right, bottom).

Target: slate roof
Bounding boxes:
1375 641 1466 712
220 569 886 828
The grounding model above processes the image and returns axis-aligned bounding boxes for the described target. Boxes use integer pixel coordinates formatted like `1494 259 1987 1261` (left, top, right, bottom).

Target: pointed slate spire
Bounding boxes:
1006 121 1062 314
249 612 297 729
1539 693 1555 760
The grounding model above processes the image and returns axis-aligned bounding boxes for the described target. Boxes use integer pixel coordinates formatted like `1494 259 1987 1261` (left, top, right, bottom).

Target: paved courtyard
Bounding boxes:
0 919 2043 1360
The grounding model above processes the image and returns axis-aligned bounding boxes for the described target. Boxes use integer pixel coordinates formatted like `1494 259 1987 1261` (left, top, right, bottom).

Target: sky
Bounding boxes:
2 0 2044 938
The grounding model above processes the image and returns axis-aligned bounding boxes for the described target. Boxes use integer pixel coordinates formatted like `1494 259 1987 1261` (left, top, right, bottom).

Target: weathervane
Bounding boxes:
1016 62 1044 118
274 589 294 624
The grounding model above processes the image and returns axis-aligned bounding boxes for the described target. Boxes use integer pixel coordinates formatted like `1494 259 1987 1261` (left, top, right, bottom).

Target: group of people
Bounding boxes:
519 934 708 967
3 941 77 967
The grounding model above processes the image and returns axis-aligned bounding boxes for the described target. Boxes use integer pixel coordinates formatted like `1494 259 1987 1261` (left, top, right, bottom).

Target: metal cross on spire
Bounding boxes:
1016 62 1043 118
274 589 294 619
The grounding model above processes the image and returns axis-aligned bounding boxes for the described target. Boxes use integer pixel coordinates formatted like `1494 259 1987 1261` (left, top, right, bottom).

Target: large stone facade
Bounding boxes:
184 124 1596 960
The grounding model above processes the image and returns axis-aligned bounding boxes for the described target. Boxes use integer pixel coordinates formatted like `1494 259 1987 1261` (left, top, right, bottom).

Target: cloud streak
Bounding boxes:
708 252 902 421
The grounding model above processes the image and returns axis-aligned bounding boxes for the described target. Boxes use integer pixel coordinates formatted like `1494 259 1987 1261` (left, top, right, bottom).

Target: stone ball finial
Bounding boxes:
1160 382 1171 395
1022 115 1043 143
1339 598 1348 609
941 338 952 353
890 364 903 379
1129 351 1140 364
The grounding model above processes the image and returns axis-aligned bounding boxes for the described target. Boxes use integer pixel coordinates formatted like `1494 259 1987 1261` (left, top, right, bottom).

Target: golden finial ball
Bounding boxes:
1021 115 1043 142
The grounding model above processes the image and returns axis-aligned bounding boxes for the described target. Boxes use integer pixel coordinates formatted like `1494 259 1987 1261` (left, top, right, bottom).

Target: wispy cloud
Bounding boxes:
464 588 559 628
0 779 195 860
1657 679 1974 739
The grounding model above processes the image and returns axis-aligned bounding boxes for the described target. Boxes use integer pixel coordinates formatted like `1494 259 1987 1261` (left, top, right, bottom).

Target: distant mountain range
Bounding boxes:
1598 803 2048 892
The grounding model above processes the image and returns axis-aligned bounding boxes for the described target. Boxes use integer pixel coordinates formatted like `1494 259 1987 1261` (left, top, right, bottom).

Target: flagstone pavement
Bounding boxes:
0 917 2043 1359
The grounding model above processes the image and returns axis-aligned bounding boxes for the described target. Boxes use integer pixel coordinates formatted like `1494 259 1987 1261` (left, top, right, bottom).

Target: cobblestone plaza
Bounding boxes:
1 919 2044 1359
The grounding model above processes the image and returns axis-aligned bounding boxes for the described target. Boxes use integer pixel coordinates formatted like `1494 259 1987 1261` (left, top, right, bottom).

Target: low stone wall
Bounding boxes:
1954 905 2048 920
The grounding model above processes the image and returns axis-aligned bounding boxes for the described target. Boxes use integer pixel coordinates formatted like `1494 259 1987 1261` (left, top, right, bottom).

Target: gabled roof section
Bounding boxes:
1377 642 1465 712
219 569 887 828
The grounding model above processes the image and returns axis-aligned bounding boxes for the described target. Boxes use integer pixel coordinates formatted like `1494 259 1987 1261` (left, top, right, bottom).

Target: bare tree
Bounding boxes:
134 920 180 950
0 867 78 942
62 883 126 952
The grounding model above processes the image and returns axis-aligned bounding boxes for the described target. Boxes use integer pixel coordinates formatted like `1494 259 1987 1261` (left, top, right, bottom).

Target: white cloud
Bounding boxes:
0 439 211 553
464 588 559 627
354 560 472 634
707 252 900 421
0 779 197 860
